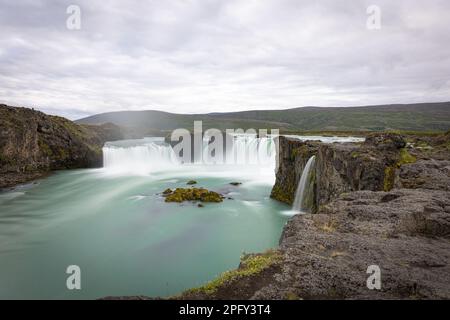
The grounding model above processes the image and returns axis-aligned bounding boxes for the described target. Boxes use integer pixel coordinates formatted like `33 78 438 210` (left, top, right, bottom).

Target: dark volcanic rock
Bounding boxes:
271 134 407 212
397 159 450 191
0 104 123 189
263 189 450 299
171 132 450 301
270 136 319 204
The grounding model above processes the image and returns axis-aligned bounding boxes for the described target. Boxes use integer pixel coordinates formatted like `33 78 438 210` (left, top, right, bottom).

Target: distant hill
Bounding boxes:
76 102 450 136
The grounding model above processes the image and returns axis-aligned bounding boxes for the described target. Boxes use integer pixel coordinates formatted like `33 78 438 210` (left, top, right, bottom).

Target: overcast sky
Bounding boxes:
0 0 449 119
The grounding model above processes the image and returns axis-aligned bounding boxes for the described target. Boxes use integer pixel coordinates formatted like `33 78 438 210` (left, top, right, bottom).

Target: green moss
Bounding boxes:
351 151 360 159
383 148 416 192
38 139 53 157
397 148 417 166
24 164 35 172
270 184 293 204
285 292 301 300
164 187 223 203
384 166 396 191
58 147 68 159
291 145 310 161
186 180 197 185
184 250 282 295
302 168 316 213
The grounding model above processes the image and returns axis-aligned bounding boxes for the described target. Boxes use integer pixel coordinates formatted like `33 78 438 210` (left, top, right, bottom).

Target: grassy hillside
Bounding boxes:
76 102 450 135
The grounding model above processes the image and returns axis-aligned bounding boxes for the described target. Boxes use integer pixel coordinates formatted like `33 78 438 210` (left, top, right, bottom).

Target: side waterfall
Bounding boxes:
292 155 316 213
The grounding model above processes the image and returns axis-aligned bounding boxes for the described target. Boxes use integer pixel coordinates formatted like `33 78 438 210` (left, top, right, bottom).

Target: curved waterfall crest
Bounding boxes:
103 138 180 174
292 155 316 213
102 135 277 175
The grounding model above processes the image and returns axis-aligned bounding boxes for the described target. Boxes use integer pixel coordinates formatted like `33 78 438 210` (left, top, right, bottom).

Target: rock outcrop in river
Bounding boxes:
0 104 123 189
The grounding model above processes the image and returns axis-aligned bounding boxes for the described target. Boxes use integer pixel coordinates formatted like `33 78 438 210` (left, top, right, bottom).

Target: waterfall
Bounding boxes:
103 138 179 174
226 134 276 167
102 135 277 176
292 155 316 213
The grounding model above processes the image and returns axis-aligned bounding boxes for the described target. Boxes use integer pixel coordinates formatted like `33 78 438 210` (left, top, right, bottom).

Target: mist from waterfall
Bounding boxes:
292 155 316 213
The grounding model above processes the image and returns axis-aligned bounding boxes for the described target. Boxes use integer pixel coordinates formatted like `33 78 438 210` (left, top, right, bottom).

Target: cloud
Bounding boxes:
0 0 449 119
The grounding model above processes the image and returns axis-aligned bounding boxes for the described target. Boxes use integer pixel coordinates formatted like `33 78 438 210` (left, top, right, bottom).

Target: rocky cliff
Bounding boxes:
0 104 123 189
174 132 450 300
271 133 420 213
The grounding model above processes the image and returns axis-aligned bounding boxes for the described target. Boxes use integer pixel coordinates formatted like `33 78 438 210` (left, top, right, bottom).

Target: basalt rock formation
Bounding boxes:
0 104 123 189
176 132 450 300
270 133 420 213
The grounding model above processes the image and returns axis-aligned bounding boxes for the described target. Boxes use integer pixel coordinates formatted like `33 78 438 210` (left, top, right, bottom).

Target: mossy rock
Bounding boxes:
397 148 417 166
270 184 293 204
164 187 223 203
291 145 310 161
186 180 197 185
182 250 282 296
162 188 173 195
351 151 360 159
384 166 396 192
229 182 242 186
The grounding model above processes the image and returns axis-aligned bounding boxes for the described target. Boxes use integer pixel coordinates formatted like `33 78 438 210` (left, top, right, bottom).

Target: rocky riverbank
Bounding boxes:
102 131 450 300
0 104 123 189
175 131 450 300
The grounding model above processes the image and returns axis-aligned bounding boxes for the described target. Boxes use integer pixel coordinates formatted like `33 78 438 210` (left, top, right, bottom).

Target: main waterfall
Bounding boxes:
103 135 277 176
103 138 180 174
292 155 316 213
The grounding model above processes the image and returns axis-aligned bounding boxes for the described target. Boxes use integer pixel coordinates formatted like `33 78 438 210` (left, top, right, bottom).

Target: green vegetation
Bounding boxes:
164 187 223 203
77 102 450 134
383 148 417 192
291 145 310 160
384 166 396 192
38 139 53 157
184 250 282 295
397 148 417 166
285 292 301 300
186 180 197 185
270 184 293 204
351 151 360 159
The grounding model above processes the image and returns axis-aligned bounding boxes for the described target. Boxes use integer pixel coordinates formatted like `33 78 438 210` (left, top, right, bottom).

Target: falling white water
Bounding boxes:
202 134 276 168
102 135 278 183
292 155 316 213
103 138 179 175
230 135 275 167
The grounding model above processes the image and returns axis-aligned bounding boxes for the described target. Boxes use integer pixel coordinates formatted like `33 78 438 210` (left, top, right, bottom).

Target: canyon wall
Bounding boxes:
0 104 123 189
271 133 411 212
174 131 450 300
